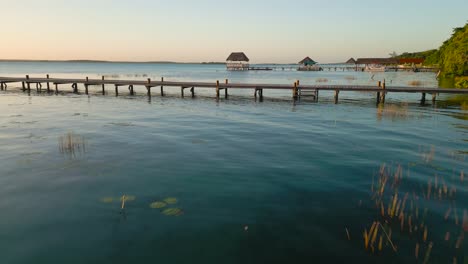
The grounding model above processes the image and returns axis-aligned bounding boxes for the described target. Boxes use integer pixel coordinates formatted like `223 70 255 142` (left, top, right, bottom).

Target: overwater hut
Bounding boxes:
346 58 357 64
226 52 250 71
298 57 321 71
355 58 398 66
398 58 425 65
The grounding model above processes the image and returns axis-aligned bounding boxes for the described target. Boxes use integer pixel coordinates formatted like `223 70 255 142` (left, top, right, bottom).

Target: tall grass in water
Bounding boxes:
351 156 466 262
316 78 328 83
377 104 410 120
408 80 423 86
58 132 87 158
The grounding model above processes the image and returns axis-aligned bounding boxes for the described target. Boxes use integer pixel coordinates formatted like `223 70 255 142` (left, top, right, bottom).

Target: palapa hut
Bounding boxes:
298 56 321 71
299 56 317 66
226 52 250 71
346 58 357 64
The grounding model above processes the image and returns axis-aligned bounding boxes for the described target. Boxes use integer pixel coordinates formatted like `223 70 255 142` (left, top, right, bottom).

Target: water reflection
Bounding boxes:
58 132 87 158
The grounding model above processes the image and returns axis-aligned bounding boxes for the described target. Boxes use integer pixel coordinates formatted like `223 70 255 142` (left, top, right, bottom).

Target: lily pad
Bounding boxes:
150 201 167 209
100 197 114 203
163 197 178 204
162 208 183 216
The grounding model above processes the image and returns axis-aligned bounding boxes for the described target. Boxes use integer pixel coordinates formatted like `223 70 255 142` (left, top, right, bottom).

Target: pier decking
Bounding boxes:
1 75 467 105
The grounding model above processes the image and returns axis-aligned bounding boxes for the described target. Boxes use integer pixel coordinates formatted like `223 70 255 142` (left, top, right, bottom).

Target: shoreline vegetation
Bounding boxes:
396 22 467 88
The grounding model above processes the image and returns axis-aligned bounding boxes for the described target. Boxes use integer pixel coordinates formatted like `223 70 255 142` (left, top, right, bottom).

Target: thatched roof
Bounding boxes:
299 56 316 64
346 58 356 64
226 52 249 62
398 58 425 64
355 58 398 65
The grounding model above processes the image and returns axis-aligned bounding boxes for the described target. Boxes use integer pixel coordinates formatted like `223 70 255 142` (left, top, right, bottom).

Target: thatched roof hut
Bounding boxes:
299 57 317 66
355 58 398 65
226 52 250 62
346 58 357 64
226 52 250 71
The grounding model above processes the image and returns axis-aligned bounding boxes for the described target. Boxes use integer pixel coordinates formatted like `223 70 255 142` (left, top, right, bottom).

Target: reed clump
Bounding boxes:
352 161 466 263
316 78 328 83
377 104 410 120
408 80 423 86
58 132 87 158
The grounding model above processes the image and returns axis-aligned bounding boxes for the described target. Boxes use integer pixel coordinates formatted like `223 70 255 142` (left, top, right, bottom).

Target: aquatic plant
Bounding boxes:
58 132 87 158
376 103 410 120
150 201 167 209
354 162 467 262
408 80 423 86
162 208 183 216
316 78 328 83
344 76 356 81
163 197 178 204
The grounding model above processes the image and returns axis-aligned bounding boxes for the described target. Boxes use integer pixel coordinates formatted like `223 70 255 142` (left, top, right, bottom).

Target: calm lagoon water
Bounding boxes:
0 62 467 263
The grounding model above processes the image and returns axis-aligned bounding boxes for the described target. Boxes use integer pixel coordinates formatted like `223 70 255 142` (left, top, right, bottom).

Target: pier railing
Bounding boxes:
1 75 467 105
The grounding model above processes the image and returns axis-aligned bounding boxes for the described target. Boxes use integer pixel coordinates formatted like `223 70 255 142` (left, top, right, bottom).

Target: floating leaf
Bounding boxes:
150 201 167 209
164 197 178 204
100 197 114 203
162 208 183 216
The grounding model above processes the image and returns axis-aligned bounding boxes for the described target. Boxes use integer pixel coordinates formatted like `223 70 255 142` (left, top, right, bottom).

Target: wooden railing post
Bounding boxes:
334 90 339 104
85 76 89 95
381 81 386 104
161 77 164 96
147 78 151 96
46 74 50 92
26 75 31 91
225 79 229 98
102 76 105 95
376 81 381 104
216 80 220 98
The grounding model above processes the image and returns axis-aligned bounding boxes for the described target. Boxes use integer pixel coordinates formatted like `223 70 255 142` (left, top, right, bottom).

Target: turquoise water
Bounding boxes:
0 62 467 263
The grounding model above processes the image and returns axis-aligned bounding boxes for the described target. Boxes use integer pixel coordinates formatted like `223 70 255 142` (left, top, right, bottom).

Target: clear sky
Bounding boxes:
1 0 467 63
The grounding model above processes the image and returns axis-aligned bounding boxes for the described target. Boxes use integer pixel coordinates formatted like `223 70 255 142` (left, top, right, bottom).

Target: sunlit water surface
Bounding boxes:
0 62 467 263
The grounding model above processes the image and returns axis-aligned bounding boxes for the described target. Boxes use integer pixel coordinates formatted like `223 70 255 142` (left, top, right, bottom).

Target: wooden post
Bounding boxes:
225 79 229 99
334 90 340 104
421 93 426 104
147 78 151 96
161 77 164 96
380 82 386 104
101 76 105 95
72 83 78 93
432 93 436 104
26 75 31 91
254 88 258 98
293 81 298 100
55 83 59 93
22 81 26 91
376 81 381 104
316 89 319 102
191 87 195 98
216 80 220 98
85 77 89 95
115 84 119 96
259 89 263 101
0 82 3 91
46 74 50 92
181 86 184 97
129 85 134 95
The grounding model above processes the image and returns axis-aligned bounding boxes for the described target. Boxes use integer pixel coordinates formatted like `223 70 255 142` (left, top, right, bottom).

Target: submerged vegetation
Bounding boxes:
58 132 87 158
398 22 468 85
351 146 467 263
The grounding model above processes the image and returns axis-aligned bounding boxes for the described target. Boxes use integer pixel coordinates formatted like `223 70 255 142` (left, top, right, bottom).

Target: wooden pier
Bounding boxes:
1 75 467 105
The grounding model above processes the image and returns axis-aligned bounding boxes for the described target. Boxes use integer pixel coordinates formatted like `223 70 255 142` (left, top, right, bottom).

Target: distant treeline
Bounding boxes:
397 22 467 78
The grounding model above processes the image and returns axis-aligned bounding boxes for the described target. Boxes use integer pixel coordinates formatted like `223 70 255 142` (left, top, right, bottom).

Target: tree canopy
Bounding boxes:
397 22 467 77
